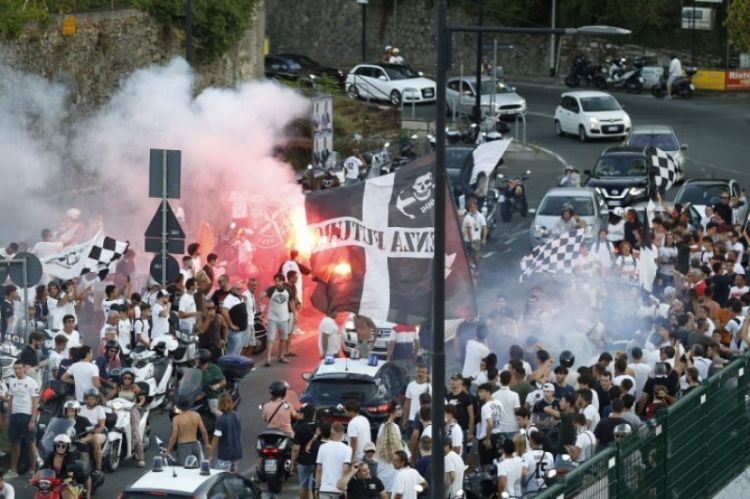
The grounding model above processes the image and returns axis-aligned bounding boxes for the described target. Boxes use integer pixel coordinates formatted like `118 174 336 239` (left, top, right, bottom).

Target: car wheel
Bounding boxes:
346 85 359 100
390 90 402 106
578 126 588 142
554 120 563 137
564 75 580 88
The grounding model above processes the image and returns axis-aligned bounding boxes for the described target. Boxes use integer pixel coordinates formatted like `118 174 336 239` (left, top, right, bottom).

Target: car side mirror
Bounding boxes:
378 75 387 81
584 169 592 175
681 144 688 151
302 372 312 381
528 208 536 215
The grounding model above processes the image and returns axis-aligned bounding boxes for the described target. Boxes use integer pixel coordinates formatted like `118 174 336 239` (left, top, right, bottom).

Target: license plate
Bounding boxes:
264 461 277 473
605 126 618 132
607 200 620 206
499 195 506 202
374 340 387 349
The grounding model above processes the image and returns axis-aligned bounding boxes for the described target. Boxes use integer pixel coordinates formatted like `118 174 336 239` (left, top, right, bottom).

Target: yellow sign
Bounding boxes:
62 15 76 36
693 69 725 91
264 37 269 56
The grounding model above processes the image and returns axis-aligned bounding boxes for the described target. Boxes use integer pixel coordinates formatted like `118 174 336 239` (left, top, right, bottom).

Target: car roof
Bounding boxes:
600 145 648 156
683 178 734 186
312 358 383 380
541 187 595 198
125 468 224 493
561 91 613 99
630 125 675 134
447 75 506 82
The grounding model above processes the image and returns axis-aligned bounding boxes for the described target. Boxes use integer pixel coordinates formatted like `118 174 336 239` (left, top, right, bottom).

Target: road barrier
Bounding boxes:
535 352 750 499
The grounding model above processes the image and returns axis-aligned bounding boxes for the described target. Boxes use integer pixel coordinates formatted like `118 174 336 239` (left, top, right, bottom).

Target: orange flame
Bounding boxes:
332 262 352 276
287 206 315 258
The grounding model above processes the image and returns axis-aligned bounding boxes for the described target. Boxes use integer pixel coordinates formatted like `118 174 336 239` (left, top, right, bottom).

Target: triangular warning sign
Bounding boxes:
144 202 185 239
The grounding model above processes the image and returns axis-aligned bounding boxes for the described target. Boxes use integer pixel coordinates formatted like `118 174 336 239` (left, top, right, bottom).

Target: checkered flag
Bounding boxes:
79 234 129 280
520 228 586 282
647 146 678 196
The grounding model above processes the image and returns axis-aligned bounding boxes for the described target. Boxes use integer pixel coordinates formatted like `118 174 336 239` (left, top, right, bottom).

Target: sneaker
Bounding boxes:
278 357 290 364
286 351 298 357
4 470 18 479
137 460 146 468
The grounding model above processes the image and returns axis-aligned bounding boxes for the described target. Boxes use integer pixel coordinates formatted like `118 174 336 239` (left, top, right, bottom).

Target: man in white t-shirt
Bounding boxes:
462 198 487 270
62 348 101 402
477 383 505 466
46 282 70 331
7 363 39 479
491 371 521 434
497 439 524 498
315 423 352 498
574 243 600 276
628 347 652 399
178 278 198 334
318 312 341 357
402 364 430 431
565 413 596 464
150 291 171 339
391 450 426 499
667 54 683 98
243 277 258 347
462 326 490 378
522 431 555 493
344 150 366 185
577 388 600 431
101 284 126 323
59 315 81 357
443 438 465 497
345 399 372 462
180 256 195 282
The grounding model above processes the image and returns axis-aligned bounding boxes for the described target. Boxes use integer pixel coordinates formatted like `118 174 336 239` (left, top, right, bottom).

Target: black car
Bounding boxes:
265 54 345 87
584 146 651 208
300 358 408 436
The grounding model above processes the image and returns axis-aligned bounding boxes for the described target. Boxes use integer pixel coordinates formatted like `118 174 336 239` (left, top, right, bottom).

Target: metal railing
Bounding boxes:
535 352 750 499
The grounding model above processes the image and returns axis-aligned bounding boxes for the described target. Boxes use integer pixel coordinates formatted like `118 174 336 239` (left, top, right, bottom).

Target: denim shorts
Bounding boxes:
268 319 289 342
297 463 316 490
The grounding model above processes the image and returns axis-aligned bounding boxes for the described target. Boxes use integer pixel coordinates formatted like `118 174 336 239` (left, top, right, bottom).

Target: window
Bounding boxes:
593 156 647 177
225 477 256 499
580 96 621 112
538 196 595 216
372 68 387 80
562 96 578 112
355 66 370 76
447 80 460 92
207 481 229 499
626 133 678 151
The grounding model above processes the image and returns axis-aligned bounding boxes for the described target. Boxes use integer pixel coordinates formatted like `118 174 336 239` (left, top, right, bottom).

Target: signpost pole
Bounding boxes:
161 150 168 286
22 258 29 343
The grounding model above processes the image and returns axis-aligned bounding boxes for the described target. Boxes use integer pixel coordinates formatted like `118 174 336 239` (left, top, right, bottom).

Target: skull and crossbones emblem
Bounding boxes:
396 171 434 219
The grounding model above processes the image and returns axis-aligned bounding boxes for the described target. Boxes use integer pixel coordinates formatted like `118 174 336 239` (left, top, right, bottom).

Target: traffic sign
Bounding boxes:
144 238 185 255
149 254 179 284
149 149 181 199
144 202 185 240
7 252 43 287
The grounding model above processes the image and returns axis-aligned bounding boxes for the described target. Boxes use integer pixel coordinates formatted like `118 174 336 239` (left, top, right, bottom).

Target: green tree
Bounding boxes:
727 0 750 53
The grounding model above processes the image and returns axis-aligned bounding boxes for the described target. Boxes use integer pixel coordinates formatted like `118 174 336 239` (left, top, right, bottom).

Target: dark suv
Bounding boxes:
584 146 651 208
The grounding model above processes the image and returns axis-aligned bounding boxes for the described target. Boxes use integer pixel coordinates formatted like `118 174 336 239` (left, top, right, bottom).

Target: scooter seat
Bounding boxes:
258 429 292 440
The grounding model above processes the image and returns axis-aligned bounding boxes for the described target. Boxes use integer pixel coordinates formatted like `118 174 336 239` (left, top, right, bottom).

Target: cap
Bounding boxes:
542 383 555 391
450 372 464 380
364 442 377 452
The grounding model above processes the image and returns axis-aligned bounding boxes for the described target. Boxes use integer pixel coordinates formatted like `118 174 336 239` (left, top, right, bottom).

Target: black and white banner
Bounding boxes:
520 228 586 281
305 155 476 325
42 231 129 280
647 146 678 195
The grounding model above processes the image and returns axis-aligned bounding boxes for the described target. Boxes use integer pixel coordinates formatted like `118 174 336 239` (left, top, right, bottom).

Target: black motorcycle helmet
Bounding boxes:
269 381 287 399
105 340 120 352
195 348 212 364
559 350 575 368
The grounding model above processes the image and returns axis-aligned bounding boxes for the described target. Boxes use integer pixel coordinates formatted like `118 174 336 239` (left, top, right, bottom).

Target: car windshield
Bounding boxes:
480 80 513 94
580 96 621 112
627 133 679 151
384 65 420 80
538 196 595 216
307 379 380 402
593 156 647 177
446 148 472 173
290 55 318 68
676 184 730 205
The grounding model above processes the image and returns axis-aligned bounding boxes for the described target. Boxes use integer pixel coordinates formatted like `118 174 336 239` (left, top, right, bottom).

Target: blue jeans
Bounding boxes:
297 463 315 490
226 329 246 356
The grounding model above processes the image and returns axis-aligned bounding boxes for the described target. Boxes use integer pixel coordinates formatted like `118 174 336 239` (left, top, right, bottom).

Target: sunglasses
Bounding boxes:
55 443 68 448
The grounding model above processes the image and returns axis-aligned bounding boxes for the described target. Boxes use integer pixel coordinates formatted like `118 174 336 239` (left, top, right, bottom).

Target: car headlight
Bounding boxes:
533 225 550 238
588 117 600 129
520 99 527 109
623 115 631 126
594 187 605 197
629 187 645 196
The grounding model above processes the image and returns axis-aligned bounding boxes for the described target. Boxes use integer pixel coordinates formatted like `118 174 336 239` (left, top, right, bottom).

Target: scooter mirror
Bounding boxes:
525 169 532 176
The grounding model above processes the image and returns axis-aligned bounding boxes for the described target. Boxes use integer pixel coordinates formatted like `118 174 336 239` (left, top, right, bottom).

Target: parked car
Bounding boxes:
625 125 687 181
674 179 748 225
584 146 651 208
122 466 268 498
300 358 408 436
554 91 631 141
345 63 436 105
529 187 607 248
446 76 526 119
265 54 345 87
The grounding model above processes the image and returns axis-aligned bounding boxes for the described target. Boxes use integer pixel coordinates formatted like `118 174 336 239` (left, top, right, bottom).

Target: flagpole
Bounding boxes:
430 1 448 498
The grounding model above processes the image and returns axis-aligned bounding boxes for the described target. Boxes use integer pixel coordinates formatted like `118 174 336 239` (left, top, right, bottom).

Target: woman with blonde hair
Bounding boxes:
375 401 406 491
512 433 527 457
210 392 243 471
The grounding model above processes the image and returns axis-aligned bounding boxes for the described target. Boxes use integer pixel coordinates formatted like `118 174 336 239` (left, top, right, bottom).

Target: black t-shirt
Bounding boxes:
0 299 13 335
709 273 734 307
594 417 628 447
446 391 472 430
347 476 385 499
293 422 319 466
643 371 680 397
19 345 40 367
556 412 577 454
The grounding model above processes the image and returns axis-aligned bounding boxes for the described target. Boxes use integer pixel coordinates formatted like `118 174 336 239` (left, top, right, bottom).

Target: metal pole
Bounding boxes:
491 39 497 114
549 0 557 76
431 1 448 498
392 0 397 46
691 0 696 66
362 3 367 62
161 151 168 286
22 258 29 342
185 0 193 64
474 0 484 125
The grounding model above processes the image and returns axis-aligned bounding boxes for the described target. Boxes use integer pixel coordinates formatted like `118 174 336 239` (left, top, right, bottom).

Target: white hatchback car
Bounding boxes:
554 91 631 142
345 63 436 105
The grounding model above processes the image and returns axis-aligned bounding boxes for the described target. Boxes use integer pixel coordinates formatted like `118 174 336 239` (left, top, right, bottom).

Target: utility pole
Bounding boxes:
357 0 369 61
474 0 484 125
549 0 557 76
185 0 193 64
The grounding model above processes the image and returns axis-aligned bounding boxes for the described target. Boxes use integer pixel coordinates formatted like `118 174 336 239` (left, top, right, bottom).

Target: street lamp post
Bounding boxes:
185 0 193 64
357 0 368 62
431 4 630 497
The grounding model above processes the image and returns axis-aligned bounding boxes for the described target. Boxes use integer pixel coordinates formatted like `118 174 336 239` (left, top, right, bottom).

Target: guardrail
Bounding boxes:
535 352 750 499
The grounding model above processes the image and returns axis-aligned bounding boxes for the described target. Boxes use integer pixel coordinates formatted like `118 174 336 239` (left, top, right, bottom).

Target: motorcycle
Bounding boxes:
251 312 268 355
173 328 198 370
652 66 697 99
256 429 293 493
132 335 177 412
498 170 531 222
564 55 607 89
104 394 152 469
608 58 645 93
39 417 106 494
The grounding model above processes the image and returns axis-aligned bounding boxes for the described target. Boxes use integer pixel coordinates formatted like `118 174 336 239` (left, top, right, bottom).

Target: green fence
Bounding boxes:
536 352 750 499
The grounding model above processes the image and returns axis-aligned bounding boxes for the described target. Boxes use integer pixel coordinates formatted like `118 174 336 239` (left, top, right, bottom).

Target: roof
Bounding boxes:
447 75 507 82
313 358 383 379
561 90 613 99
126 468 223 493
542 187 596 198
630 124 675 134
683 178 734 186
600 145 647 156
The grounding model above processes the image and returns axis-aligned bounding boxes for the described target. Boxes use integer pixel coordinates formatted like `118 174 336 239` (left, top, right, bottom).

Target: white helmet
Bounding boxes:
63 400 81 413
54 434 72 445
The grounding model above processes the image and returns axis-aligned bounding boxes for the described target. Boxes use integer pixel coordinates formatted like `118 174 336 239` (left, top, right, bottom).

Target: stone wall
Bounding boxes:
0 4 265 108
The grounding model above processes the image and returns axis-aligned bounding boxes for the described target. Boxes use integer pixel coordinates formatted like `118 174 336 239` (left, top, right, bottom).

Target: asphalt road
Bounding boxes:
17 83 748 499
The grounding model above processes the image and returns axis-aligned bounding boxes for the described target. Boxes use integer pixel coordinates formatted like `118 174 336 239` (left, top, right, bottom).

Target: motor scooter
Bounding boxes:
132 335 177 411
38 417 106 493
498 170 531 222
256 428 294 493
652 66 698 99
105 394 151 468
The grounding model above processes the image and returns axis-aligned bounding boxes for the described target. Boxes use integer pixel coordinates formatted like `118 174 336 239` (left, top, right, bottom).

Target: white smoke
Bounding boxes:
0 58 310 262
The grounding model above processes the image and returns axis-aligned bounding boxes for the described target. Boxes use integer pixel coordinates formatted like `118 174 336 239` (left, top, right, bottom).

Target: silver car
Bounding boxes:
625 124 687 181
529 187 609 248
446 76 526 118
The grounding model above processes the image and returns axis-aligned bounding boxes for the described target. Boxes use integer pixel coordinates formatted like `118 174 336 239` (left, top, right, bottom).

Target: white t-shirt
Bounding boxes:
491 386 521 433
46 296 67 331
48 350 64 374
462 211 487 242
0 482 15 499
613 374 637 395
67 361 100 402
669 57 683 78
522 450 555 492
347 414 372 461
281 260 303 298
497 456 524 497
628 362 652 399
315 441 352 493
101 298 124 322
582 404 600 431
344 156 364 179
478 399 504 439
574 429 596 463
243 290 257 320
444 450 465 496
118 318 133 355
8 376 39 415
318 316 341 357
421 424 432 440
575 251 599 275
178 293 197 332
151 303 170 338
405 380 431 421
79 405 106 427
729 286 749 300
446 421 463 450
134 319 150 344
266 287 291 322
60 330 81 357
462 339 490 378
391 468 424 499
